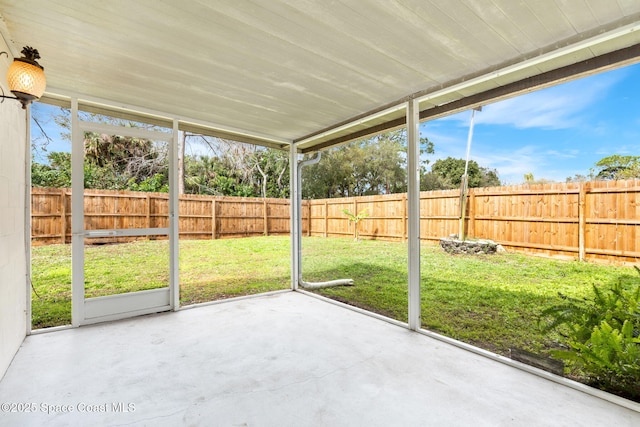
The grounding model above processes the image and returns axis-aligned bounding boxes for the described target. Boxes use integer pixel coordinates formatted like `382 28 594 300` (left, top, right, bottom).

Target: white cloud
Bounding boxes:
424 136 591 185
594 143 640 157
544 149 579 159
442 72 622 130
473 146 587 184
475 146 544 183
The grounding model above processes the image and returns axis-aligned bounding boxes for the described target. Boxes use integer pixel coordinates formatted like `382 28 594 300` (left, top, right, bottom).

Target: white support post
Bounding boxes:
70 98 84 327
290 143 300 290
407 99 421 331
169 120 180 309
24 105 32 335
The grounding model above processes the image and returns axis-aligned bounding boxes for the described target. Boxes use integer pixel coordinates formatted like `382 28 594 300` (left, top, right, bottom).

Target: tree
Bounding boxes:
31 152 72 188
362 131 418 195
566 173 593 183
522 172 555 185
31 113 57 161
252 149 289 198
478 167 501 188
32 108 170 191
183 154 253 196
431 157 475 188
302 129 434 199
31 149 171 191
33 107 292 196
593 155 640 180
420 171 449 191
342 208 369 241
430 157 501 189
82 131 168 188
302 148 353 198
524 172 534 183
179 133 276 196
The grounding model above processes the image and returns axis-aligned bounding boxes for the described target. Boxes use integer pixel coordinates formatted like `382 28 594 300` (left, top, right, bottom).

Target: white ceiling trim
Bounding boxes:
295 103 406 147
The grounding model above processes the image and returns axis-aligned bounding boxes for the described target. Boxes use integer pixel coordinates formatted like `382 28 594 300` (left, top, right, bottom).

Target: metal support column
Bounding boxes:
290 143 300 290
169 120 180 309
407 99 421 331
70 98 84 327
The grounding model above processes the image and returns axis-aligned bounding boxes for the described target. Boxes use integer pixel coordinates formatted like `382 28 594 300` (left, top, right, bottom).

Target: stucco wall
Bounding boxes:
0 41 28 379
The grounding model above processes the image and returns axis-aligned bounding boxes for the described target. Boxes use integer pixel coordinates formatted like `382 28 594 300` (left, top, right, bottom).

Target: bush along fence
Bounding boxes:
31 179 640 264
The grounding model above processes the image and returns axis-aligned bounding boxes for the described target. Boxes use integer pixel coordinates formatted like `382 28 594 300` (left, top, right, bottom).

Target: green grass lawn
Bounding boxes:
311 240 639 356
31 237 292 328
31 236 638 360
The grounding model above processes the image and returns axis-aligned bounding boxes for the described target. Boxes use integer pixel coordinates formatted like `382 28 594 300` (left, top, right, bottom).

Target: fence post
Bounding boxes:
263 199 268 236
468 189 476 238
146 194 151 229
402 193 407 242
211 199 217 240
324 201 328 237
113 194 118 230
305 200 311 236
578 181 588 261
60 188 66 244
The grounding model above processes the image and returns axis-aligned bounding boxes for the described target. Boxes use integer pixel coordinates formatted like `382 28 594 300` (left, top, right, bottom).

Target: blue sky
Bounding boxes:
32 61 640 185
422 61 640 184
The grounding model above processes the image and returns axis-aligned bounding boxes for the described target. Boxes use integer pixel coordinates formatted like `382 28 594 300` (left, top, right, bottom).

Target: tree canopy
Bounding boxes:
31 107 290 197
424 157 501 190
182 145 289 198
564 155 640 182
592 155 640 180
301 129 434 199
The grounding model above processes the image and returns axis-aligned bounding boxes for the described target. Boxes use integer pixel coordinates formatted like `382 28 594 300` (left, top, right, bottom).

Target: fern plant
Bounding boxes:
539 271 640 399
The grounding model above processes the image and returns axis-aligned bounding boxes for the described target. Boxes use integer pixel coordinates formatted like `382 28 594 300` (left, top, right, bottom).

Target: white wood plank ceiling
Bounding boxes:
1 1 639 151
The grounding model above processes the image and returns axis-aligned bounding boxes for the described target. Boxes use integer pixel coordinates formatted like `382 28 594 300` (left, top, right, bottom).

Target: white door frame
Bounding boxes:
70 99 179 326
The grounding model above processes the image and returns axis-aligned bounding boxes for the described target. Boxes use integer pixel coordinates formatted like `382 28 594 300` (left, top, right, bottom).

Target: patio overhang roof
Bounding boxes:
1 1 639 151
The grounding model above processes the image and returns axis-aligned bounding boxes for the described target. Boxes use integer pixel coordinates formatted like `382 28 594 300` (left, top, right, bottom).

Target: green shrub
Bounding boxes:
540 270 640 399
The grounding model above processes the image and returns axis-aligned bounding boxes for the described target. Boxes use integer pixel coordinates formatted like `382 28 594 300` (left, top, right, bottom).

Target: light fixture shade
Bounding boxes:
8 58 46 101
4 46 46 108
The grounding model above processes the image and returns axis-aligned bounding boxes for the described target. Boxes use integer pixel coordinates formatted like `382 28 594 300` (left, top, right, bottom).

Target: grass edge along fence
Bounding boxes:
31 179 640 264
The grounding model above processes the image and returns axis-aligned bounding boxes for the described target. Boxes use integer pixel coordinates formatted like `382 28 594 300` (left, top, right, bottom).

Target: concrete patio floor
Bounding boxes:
1 290 639 426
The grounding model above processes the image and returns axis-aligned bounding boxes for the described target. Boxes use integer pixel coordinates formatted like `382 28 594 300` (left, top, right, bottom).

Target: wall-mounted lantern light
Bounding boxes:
1 46 46 109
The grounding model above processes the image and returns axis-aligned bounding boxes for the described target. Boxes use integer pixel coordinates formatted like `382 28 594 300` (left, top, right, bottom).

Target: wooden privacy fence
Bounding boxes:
32 180 640 264
305 180 640 264
31 188 291 245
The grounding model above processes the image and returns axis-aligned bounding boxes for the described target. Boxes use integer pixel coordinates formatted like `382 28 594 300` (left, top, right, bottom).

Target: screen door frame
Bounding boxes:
70 99 179 326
